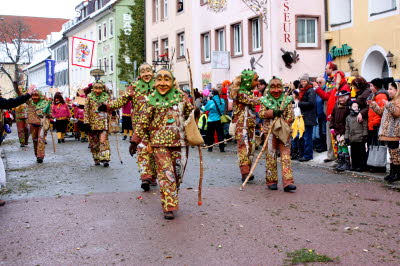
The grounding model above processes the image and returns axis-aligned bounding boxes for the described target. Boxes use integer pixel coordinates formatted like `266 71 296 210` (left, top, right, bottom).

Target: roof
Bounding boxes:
0 15 68 40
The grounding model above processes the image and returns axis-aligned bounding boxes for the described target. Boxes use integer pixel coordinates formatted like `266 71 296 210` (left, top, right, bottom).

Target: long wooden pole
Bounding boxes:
185 49 204 206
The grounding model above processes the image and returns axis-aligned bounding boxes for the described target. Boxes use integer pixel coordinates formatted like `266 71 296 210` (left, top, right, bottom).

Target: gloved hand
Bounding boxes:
129 142 138 156
273 109 284 118
345 139 350 145
97 104 108 112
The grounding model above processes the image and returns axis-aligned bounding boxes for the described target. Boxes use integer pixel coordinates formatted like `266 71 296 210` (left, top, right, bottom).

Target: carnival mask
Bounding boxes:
269 79 283 99
155 69 173 95
139 64 154 83
93 83 104 96
251 73 259 89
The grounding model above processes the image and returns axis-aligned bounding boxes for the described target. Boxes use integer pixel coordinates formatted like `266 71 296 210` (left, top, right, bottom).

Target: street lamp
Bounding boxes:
386 51 396 69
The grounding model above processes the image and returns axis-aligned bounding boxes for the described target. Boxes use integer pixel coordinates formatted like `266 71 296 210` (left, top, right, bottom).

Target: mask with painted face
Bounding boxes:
139 63 154 84
148 68 183 108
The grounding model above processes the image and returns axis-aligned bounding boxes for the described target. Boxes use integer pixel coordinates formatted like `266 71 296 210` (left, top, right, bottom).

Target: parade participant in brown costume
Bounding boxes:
103 63 157 191
84 81 114 167
230 70 261 182
130 68 193 220
15 87 29 147
259 77 296 192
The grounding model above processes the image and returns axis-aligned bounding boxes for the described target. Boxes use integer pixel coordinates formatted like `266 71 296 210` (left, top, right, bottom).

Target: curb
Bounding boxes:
0 148 6 187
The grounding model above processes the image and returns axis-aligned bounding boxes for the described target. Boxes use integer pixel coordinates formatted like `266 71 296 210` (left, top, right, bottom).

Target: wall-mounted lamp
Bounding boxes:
386 51 396 69
347 57 355 71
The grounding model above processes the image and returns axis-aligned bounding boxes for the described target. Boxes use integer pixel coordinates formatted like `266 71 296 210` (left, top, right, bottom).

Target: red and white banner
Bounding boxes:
71 37 95 68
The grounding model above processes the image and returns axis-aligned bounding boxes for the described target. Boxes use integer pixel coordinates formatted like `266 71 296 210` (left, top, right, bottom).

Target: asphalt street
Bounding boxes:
1 130 399 265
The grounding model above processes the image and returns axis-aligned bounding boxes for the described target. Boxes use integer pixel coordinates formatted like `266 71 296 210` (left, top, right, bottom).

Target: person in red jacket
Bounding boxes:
315 70 350 162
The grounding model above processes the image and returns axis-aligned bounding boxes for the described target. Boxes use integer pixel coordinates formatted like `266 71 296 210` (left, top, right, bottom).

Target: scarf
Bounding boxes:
299 84 313 101
133 79 155 94
87 91 110 104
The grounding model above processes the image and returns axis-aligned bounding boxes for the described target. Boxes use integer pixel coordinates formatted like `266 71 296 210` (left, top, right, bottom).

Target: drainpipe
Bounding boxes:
324 0 329 60
268 0 273 79
144 0 147 61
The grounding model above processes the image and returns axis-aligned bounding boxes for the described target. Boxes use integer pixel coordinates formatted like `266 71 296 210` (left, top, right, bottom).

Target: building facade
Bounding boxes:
146 0 326 90
326 0 400 81
49 38 69 97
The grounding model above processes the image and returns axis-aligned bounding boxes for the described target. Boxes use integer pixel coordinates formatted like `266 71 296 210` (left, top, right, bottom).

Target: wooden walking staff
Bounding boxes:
185 49 204 206
240 86 294 191
202 136 234 149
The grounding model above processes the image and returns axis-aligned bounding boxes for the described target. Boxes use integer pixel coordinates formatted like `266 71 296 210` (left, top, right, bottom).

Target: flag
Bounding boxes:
45 59 55 86
324 53 333 80
72 37 95 68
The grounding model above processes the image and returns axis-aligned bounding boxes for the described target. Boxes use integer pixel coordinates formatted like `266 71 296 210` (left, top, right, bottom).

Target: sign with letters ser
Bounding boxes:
45 59 55 86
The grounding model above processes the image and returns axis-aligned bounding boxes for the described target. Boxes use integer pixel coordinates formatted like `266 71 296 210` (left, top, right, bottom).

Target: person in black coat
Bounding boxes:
297 74 317 161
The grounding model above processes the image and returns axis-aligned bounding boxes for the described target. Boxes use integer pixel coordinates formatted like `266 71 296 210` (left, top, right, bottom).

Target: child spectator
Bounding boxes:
330 90 351 171
345 101 368 172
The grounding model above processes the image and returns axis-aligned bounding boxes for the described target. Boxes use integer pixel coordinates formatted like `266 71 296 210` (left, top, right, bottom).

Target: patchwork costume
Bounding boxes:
131 69 193 218
15 103 29 146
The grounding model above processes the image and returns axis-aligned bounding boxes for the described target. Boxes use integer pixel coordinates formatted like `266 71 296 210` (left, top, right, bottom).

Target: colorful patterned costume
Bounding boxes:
84 90 111 164
109 79 157 182
259 89 295 188
132 75 193 213
231 70 261 177
15 103 29 146
26 91 51 161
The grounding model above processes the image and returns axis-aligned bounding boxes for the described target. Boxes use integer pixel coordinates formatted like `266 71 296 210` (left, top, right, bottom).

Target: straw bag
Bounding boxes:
184 111 204 146
109 116 120 133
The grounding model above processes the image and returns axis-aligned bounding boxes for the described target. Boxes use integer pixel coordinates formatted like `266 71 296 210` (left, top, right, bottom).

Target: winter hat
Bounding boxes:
300 74 309 82
370 78 383 90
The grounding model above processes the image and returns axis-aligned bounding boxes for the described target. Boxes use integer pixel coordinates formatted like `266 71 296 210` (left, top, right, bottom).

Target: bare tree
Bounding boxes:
0 17 36 94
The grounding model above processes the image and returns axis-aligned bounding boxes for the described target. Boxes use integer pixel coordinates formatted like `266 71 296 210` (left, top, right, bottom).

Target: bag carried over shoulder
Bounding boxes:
212 98 231 124
185 111 204 146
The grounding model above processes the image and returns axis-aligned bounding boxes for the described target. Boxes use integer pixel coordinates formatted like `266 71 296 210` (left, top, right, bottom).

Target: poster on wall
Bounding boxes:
202 72 212 88
72 37 95 68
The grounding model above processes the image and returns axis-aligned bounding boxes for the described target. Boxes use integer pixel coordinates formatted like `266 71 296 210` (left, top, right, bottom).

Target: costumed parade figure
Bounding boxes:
259 77 296 192
15 88 29 147
73 95 88 142
121 101 133 140
51 93 71 143
27 90 51 163
130 68 194 220
230 70 261 182
105 63 157 191
84 81 112 167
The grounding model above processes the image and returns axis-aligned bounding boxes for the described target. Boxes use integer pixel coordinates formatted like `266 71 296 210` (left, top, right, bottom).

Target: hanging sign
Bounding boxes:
330 44 352 59
72 37 95 68
45 59 55 86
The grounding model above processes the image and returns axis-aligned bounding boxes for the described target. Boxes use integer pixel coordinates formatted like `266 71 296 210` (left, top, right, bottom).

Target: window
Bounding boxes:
162 38 169 56
250 17 262 53
153 41 159 60
98 59 102 70
177 32 185 57
216 28 225 51
95 0 102 10
231 23 242 56
297 16 319 48
110 55 114 73
109 19 114 37
104 58 107 73
177 0 184 13
98 25 102 42
370 0 397 15
103 22 107 39
201 32 211 63
154 0 160 22
330 0 351 26
164 0 168 19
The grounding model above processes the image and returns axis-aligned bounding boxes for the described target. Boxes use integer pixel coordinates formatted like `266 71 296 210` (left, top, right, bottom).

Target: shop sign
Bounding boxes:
123 14 132 35
330 44 352 59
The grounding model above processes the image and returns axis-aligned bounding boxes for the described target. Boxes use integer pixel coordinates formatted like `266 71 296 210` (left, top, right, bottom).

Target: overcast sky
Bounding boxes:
0 0 83 19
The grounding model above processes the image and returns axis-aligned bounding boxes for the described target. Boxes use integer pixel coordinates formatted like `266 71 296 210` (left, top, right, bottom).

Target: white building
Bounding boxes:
49 37 69 97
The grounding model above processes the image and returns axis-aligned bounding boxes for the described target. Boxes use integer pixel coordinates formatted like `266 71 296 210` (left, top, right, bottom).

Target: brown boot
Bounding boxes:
0 200 5 206
241 173 254 182
164 211 174 220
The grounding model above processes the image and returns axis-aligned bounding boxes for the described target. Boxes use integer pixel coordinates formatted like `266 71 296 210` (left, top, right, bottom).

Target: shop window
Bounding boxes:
215 28 225 51
296 16 319 49
330 0 351 26
201 32 211 63
230 22 242 57
177 0 184 13
249 17 262 53
370 0 397 16
177 32 185 58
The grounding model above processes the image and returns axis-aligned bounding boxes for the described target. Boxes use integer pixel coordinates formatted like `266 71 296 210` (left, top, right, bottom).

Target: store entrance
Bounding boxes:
362 50 389 81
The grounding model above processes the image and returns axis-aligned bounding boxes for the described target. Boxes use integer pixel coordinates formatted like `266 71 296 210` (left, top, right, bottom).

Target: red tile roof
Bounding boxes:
0 15 68 40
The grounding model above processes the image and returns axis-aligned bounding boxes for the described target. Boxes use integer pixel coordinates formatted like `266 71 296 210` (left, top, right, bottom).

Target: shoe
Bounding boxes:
267 184 278 190
298 157 311 162
337 153 350 171
123 135 127 140
323 158 334 163
335 153 344 171
208 147 213 152
284 184 297 192
61 139 65 143
95 162 100 166
164 211 175 220
103 162 109 167
20 143 25 147
0 200 5 206
81 138 85 142
141 180 151 191
385 164 400 183
58 139 61 144
36 158 43 163
150 180 157 186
